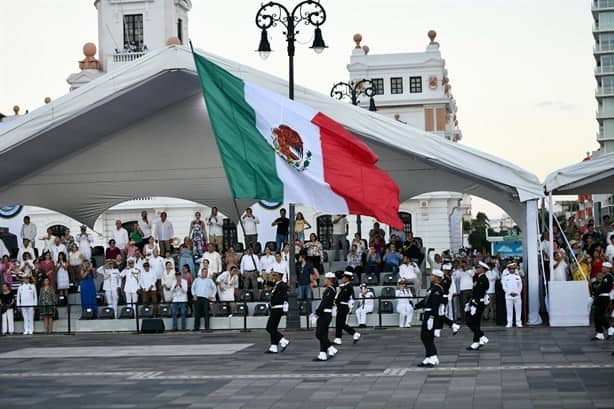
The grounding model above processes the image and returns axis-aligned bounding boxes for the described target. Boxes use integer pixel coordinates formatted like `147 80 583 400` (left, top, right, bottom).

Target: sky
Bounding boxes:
0 0 598 220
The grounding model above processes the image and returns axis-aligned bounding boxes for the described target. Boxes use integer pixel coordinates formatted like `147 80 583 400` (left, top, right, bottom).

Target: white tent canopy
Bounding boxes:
544 153 614 194
0 45 542 227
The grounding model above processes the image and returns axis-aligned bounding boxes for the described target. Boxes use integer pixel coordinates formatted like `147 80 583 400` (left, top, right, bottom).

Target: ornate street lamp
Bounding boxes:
330 79 377 112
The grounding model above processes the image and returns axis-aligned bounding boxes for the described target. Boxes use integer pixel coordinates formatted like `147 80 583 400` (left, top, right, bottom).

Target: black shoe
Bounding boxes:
265 350 278 354
358 324 367 328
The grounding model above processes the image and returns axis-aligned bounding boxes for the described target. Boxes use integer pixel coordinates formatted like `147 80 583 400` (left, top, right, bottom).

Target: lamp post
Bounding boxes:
255 0 327 329
329 79 377 237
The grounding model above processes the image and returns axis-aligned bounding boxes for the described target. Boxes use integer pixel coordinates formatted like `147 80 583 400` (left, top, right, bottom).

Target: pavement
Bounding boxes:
0 325 614 409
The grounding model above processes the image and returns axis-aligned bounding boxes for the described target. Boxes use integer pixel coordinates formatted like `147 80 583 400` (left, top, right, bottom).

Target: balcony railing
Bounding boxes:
594 42 614 53
112 51 147 63
593 0 614 10
595 65 614 74
593 22 614 31
596 85 614 96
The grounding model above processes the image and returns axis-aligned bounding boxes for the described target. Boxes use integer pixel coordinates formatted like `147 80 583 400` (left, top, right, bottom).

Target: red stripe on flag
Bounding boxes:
312 112 403 230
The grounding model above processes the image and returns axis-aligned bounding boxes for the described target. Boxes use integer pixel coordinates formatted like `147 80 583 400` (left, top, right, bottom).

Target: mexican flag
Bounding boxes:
193 52 403 229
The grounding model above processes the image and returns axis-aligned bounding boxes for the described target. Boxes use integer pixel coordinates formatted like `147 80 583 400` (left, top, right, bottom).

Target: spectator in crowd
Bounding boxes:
76 225 93 262
51 236 67 263
55 252 70 297
149 247 164 281
207 207 223 252
260 247 276 289
39 277 57 334
203 243 222 276
125 239 138 259
143 237 156 259
0 239 9 259
171 271 188 331
138 211 152 253
272 208 290 252
591 248 604 280
304 233 323 273
40 252 56 290
502 262 523 328
17 273 37 335
399 255 420 288
154 212 174 257
369 222 385 245
20 216 37 249
352 233 366 255
272 251 289 284
240 246 260 290
187 213 206 260
582 220 601 247
105 239 121 261
17 239 35 264
162 261 176 303
427 249 442 270
121 258 140 306
182 265 194 302
242 208 260 250
61 228 75 249
354 283 374 328
383 244 402 273
217 265 238 303
192 268 217 331
113 220 129 254
1 282 15 335
281 243 291 264
129 223 143 252
224 246 240 269
551 249 568 281
396 278 414 328
565 215 579 238
99 259 121 318
295 212 311 243
346 244 362 270
297 253 318 313
163 250 175 271
372 234 385 255
599 215 611 241
1 256 15 288
332 214 348 261
139 262 158 315
366 245 382 277
404 235 425 266
79 261 98 318
68 243 84 285
455 260 474 320
483 262 499 320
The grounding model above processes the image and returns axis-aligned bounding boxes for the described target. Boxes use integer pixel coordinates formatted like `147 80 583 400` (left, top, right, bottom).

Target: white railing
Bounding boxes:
595 65 614 74
596 86 614 96
594 42 614 52
594 22 614 31
594 0 614 10
112 52 147 63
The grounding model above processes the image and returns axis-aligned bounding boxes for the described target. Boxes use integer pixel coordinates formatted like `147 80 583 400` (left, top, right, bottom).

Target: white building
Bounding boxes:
346 32 471 252
2 1 468 254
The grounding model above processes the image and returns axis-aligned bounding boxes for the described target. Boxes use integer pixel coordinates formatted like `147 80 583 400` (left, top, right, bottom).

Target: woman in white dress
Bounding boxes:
143 237 156 259
551 250 568 281
396 278 414 328
216 265 238 302
76 226 93 261
55 252 70 297
162 261 176 303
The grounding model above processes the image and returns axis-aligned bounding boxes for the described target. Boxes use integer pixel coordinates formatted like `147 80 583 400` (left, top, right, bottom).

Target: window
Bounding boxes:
316 215 333 250
123 14 144 50
410 76 422 93
390 77 403 94
372 78 384 95
177 18 183 43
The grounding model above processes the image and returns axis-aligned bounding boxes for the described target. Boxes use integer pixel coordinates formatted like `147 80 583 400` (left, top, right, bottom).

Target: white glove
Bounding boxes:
484 294 490 305
309 313 318 325
257 277 264 283
438 304 446 316
470 306 477 316
282 301 289 312
427 317 434 330
464 302 471 312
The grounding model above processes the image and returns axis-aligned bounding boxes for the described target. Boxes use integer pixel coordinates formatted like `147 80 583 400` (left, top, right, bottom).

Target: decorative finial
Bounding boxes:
44 97 51 104
13 105 19 115
443 77 449 85
394 114 401 121
353 33 362 49
362 45 370 55
79 42 101 70
167 37 181 46
428 30 437 44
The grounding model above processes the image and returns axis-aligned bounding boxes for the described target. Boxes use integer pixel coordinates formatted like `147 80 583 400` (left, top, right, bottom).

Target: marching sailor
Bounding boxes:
591 262 613 341
265 270 290 353
396 278 414 328
466 261 490 350
502 262 523 328
17 273 37 335
355 283 374 328
334 270 360 345
435 263 461 336
98 259 121 318
415 269 444 367
312 272 338 361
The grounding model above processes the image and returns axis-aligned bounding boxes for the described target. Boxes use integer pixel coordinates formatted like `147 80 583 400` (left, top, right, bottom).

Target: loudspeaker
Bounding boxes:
141 318 165 333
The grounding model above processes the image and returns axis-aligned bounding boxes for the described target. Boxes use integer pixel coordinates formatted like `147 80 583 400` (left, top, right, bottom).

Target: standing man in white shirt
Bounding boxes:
332 215 348 262
502 263 523 328
272 252 289 283
203 243 223 277
240 247 260 290
139 262 159 316
606 236 614 264
483 262 500 321
17 274 37 335
455 260 474 321
138 210 152 253
18 239 36 263
260 247 276 290
98 259 121 318
170 271 188 331
149 248 166 284
242 208 260 251
207 207 223 252
112 220 129 257
154 212 174 257
51 236 67 264
399 255 421 288
20 216 37 250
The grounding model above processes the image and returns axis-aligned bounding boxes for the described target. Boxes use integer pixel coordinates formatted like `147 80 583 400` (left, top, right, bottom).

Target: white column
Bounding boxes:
548 192 554 280
525 199 542 325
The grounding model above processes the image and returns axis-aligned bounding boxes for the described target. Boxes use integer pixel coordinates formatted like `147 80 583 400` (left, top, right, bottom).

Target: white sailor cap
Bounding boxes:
431 269 444 278
442 263 453 270
603 261 613 269
127 257 136 263
324 272 336 279
271 270 284 276
506 262 517 269
478 261 490 270
359 283 368 289
343 271 354 277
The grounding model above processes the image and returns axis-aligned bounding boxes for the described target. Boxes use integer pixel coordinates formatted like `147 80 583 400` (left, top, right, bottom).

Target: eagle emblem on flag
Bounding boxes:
271 124 312 172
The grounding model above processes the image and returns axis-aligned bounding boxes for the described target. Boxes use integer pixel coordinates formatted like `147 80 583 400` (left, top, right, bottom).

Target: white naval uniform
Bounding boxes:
502 273 523 326
121 267 141 305
396 288 414 327
99 267 121 317
355 291 374 325
17 283 37 334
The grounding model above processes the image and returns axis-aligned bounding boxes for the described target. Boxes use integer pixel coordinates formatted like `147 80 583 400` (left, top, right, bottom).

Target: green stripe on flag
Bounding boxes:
193 53 283 202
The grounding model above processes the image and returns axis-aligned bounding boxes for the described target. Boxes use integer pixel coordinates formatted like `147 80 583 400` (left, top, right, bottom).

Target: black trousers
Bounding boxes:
466 304 485 342
316 312 332 352
421 316 437 357
193 297 210 330
266 308 284 344
335 305 355 338
594 297 609 334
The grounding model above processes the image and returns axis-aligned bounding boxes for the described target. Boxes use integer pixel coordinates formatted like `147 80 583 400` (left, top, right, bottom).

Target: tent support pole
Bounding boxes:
548 192 554 281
